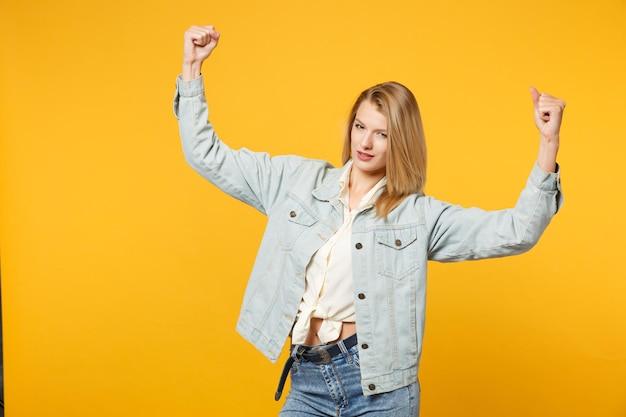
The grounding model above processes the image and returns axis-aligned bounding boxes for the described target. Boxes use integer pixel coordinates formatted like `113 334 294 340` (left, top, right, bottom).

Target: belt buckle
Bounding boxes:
309 346 332 364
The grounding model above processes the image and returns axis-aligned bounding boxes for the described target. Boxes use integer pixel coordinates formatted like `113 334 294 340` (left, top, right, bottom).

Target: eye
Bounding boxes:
377 132 388 138
354 122 365 130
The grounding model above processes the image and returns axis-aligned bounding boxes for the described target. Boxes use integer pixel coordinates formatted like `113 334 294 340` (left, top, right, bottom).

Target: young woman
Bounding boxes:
175 25 565 417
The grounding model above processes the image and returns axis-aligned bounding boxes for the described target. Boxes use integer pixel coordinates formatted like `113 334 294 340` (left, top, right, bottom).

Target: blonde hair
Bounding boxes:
342 82 427 218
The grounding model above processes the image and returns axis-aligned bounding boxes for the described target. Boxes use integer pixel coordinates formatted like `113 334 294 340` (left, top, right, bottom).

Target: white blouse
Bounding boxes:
291 162 386 345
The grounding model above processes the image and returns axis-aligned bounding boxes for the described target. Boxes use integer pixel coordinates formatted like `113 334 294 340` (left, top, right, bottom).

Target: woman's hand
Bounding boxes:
182 25 221 81
531 87 566 173
531 87 566 141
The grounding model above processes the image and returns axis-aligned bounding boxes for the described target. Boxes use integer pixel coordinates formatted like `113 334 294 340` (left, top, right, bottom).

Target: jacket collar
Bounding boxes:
311 163 350 202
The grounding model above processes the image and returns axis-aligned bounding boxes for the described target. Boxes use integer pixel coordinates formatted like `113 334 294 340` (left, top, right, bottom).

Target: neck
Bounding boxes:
348 168 384 208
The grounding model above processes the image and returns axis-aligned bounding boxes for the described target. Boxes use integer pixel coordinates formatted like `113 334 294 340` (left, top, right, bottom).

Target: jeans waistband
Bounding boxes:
274 333 358 401
294 333 358 365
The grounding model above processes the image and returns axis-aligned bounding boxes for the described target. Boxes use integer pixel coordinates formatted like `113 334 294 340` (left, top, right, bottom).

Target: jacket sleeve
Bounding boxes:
173 75 304 214
426 163 563 261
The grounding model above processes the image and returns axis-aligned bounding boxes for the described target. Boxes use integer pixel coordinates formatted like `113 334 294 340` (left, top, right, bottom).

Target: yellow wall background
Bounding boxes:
1 0 625 416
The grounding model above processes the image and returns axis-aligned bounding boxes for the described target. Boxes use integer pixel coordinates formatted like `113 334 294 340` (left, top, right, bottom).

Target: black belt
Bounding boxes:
274 333 358 401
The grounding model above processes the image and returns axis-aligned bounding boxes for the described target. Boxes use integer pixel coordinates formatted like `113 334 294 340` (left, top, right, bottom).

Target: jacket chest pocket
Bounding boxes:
375 227 420 279
277 205 318 250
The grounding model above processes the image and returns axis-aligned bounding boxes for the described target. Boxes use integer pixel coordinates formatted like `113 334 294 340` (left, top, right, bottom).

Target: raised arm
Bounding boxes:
175 25 317 215
425 88 565 261
182 25 220 81
531 86 566 173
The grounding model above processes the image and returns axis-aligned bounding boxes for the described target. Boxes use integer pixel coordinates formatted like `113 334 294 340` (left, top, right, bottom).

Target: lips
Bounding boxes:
356 151 373 161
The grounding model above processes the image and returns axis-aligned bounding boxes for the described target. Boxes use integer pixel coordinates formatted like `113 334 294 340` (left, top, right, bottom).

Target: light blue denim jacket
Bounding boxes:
174 76 563 396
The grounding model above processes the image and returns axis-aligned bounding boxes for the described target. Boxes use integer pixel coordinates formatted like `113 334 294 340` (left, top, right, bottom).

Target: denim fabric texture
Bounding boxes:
175 75 563 397
280 342 419 417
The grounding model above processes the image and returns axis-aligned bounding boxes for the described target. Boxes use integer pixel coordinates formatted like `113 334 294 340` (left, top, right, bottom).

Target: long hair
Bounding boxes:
341 82 427 218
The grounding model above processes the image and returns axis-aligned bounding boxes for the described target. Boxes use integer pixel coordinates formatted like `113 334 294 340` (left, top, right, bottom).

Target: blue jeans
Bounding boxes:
279 342 420 417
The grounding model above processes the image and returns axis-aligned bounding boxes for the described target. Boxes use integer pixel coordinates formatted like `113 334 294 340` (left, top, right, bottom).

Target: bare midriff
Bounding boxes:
304 318 357 346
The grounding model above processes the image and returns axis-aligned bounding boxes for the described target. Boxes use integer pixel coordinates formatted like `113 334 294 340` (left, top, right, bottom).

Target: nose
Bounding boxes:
360 132 373 150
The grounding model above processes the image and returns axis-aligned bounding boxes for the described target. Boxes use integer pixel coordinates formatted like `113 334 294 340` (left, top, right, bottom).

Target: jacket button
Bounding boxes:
395 239 402 246
361 343 369 349
289 211 296 218
358 293 365 300
368 384 376 391
355 243 363 249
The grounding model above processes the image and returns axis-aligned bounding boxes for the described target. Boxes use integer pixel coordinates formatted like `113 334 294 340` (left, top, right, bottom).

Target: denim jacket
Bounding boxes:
174 76 563 396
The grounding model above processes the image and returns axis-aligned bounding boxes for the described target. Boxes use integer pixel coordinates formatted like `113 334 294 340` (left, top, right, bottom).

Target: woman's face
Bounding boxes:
350 100 388 179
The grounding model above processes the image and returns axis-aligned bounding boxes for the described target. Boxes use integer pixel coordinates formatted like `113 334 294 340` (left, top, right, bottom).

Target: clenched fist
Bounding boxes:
530 87 566 173
530 87 566 142
182 25 221 81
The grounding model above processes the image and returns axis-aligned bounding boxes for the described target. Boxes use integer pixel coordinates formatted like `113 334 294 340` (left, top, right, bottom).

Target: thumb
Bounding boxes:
530 86 541 107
